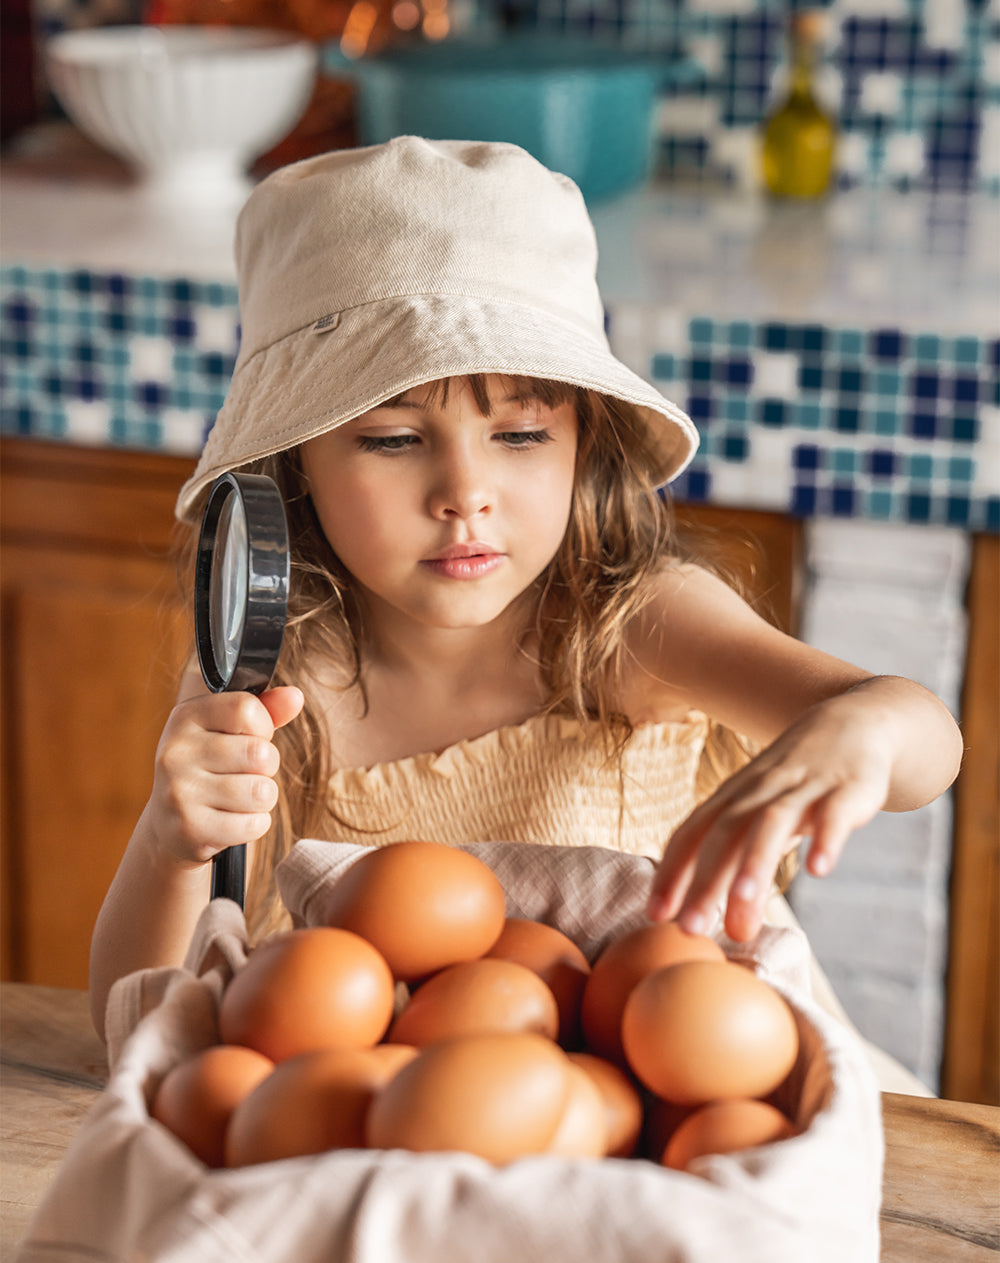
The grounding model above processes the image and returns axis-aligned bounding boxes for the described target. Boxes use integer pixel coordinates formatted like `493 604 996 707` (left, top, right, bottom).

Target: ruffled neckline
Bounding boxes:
328 709 710 793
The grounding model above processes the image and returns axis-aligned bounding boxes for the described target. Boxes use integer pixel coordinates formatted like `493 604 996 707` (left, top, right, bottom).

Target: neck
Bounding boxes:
361 591 540 697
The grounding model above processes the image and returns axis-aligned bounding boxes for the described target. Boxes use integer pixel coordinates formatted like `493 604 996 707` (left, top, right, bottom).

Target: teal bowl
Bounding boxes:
324 36 698 202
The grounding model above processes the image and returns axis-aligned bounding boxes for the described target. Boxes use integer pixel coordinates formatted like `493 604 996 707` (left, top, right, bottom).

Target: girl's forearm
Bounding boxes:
88 803 211 1040
832 674 963 811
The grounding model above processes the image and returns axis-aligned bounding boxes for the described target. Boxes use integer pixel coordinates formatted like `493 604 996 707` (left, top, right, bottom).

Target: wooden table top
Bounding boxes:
2 982 998 1259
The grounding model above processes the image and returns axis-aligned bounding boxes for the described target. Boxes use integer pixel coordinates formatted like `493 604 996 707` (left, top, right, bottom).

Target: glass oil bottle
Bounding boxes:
760 10 837 199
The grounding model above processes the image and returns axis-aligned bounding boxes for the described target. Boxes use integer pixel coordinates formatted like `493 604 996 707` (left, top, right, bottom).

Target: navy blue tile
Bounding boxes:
137 380 167 408
688 394 714 421
791 484 817 515
690 357 713 382
4 297 34 327
75 375 102 401
763 323 789 351
107 274 131 298
799 361 824 392
869 449 896 477
44 373 65 397
107 307 128 334
71 270 97 294
986 498 1000 532
169 280 194 304
759 399 787 427
953 376 980 404
801 326 827 354
835 406 861 431
723 358 753 387
952 415 979 442
831 486 856 516
794 444 822 470
74 341 97 365
913 371 940 400
911 412 938 438
169 315 197 343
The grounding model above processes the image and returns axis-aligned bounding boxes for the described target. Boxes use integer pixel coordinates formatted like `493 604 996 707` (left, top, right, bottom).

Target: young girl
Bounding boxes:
90 138 962 1071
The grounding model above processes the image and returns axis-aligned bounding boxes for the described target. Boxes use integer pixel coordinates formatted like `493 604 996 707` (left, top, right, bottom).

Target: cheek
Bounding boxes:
310 478 395 572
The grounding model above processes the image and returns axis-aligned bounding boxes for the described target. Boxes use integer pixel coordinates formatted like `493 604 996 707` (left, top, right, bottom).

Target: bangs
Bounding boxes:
386 374 580 415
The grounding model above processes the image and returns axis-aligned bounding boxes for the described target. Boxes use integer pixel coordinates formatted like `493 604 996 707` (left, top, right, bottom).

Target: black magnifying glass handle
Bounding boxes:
194 472 290 908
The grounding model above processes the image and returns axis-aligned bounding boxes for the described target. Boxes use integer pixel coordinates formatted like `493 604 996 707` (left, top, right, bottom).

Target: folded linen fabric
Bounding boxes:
18 840 883 1263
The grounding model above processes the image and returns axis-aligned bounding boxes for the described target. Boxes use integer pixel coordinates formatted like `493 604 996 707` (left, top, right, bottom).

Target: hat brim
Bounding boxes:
175 294 698 523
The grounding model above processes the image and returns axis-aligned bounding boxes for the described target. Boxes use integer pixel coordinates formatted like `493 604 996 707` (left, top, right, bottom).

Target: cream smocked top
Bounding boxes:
322 711 712 861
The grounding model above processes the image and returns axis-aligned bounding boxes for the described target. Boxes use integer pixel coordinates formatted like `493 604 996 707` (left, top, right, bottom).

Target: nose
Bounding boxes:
427 444 493 522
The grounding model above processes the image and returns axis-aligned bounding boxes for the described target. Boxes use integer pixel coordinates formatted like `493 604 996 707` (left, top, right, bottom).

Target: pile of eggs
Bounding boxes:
152 841 800 1171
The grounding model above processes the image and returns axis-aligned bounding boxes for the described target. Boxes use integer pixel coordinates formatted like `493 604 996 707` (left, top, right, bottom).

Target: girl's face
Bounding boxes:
300 376 579 636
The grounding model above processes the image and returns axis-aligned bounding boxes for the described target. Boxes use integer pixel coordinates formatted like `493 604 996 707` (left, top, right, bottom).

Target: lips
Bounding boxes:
425 542 501 562
421 542 505 580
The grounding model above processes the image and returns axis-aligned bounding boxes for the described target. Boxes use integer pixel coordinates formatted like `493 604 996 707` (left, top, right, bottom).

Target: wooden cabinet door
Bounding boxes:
0 440 195 987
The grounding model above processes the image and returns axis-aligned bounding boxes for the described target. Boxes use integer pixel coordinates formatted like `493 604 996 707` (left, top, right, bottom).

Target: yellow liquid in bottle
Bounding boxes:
761 13 837 199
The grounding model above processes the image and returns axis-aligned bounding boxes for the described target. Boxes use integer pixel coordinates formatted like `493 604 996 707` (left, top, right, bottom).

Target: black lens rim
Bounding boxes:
194 472 290 697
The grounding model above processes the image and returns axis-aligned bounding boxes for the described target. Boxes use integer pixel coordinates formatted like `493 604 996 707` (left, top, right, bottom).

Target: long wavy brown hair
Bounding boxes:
181 375 791 940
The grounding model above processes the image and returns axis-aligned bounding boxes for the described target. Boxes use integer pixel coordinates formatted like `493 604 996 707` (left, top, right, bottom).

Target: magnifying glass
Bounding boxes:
194 472 290 907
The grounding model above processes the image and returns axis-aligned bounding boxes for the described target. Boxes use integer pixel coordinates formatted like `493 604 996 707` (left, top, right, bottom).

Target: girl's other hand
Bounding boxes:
146 684 304 869
646 697 892 942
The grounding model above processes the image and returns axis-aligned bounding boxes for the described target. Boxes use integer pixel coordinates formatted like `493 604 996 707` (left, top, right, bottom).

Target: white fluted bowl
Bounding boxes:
45 26 317 196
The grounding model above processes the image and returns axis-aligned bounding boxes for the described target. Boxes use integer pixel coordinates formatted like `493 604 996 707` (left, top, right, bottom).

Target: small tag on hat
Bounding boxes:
314 313 341 333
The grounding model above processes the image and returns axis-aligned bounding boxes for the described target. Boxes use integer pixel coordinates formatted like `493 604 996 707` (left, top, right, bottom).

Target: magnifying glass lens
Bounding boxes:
209 491 248 682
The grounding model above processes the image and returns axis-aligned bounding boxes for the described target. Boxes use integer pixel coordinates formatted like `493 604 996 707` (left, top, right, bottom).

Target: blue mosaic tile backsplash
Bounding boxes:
3 263 996 532
0 266 236 453
528 0 998 193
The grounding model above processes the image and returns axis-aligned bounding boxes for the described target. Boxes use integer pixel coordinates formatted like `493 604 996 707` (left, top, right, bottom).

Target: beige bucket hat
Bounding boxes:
175 136 698 523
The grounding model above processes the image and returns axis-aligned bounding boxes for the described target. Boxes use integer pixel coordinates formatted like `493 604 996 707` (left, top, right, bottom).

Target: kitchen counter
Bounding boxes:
2 981 998 1258
2 123 997 530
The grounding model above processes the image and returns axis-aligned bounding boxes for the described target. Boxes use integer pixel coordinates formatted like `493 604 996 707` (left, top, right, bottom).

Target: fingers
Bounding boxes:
260 686 305 731
152 690 301 865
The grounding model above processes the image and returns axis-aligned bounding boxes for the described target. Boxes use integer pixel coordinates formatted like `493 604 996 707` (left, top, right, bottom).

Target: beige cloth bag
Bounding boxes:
18 841 883 1263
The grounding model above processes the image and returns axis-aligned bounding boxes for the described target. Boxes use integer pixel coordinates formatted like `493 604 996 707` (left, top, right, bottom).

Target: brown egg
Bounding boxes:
547 1061 607 1158
484 918 591 1046
581 922 725 1063
568 1052 644 1158
219 927 395 1062
622 960 799 1105
151 1044 274 1167
322 841 507 982
663 1099 795 1171
225 1044 419 1166
389 958 560 1046
366 1032 571 1164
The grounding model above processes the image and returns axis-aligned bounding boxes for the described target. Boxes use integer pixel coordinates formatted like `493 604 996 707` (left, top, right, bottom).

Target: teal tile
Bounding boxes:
652 352 677 380
689 318 715 345
914 334 942 363
832 448 858 474
728 321 753 349
867 488 895 519
909 453 934 481
948 456 975 482
836 329 864 356
873 409 899 435
725 395 750 421
874 369 901 396
795 401 823 429
953 338 980 367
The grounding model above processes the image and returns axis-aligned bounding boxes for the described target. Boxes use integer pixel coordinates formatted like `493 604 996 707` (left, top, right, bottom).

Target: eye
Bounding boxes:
497 429 555 449
357 434 419 453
